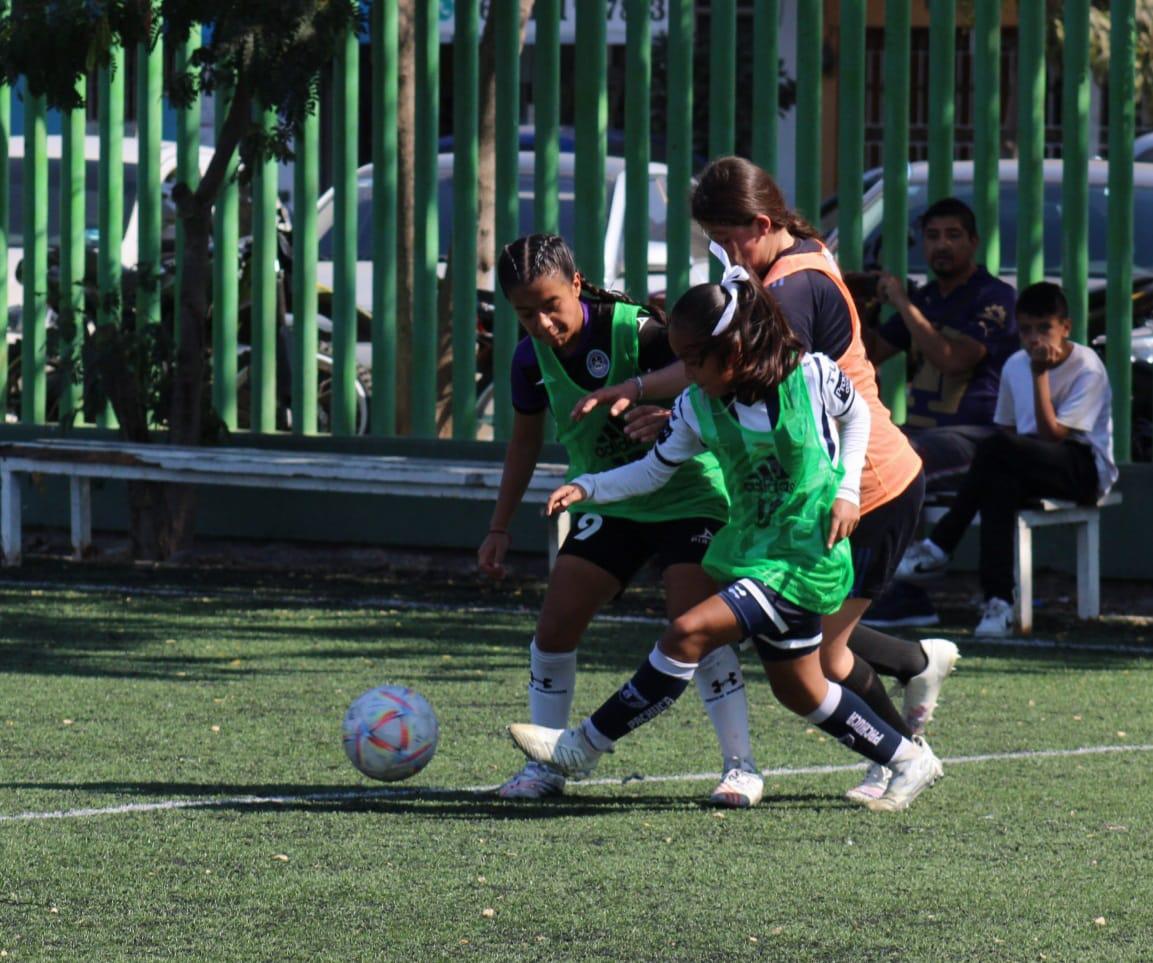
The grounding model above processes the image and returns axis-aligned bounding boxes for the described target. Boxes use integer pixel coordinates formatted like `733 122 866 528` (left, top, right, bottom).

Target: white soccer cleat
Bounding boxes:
844 763 891 804
709 764 765 808
866 736 943 812
975 597 1014 637
496 760 566 799
895 539 949 581
903 638 960 734
507 723 604 778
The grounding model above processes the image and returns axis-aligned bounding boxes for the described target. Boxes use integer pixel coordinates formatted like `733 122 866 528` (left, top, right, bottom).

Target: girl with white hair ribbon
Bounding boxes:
510 249 946 814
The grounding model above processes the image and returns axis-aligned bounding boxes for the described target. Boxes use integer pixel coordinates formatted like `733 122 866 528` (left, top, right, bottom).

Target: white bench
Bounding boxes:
922 490 1122 633
0 439 570 567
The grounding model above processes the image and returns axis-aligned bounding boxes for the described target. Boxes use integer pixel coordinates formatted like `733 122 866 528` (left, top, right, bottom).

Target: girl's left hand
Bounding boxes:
570 381 638 421
546 483 588 516
827 498 860 549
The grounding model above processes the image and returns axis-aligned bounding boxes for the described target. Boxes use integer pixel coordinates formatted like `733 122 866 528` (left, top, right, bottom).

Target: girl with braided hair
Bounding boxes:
509 245 944 812
481 233 762 807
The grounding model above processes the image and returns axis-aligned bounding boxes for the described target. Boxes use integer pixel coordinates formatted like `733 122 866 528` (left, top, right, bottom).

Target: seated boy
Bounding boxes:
895 281 1118 637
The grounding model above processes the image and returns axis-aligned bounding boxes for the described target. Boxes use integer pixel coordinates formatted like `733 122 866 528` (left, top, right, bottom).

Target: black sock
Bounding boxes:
842 653 913 739
589 651 693 742
849 623 929 684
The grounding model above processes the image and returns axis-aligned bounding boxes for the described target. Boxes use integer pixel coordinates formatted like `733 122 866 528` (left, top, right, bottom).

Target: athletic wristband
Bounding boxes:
632 375 645 401
487 529 509 536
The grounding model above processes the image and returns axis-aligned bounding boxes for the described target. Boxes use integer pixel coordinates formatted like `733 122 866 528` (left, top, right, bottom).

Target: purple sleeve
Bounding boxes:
770 270 854 359
510 337 548 414
878 312 911 351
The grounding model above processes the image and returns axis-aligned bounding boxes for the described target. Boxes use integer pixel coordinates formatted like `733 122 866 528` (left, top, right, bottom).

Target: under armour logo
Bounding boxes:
530 672 553 690
710 672 740 695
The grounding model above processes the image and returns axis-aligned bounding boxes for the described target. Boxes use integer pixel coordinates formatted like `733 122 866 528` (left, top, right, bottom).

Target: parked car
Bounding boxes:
1134 131 1153 164
311 151 710 433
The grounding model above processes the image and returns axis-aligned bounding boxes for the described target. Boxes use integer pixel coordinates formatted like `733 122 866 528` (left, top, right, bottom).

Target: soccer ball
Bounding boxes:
341 685 440 782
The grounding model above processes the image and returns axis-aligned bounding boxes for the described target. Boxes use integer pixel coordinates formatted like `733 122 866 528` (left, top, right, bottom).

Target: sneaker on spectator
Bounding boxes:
844 763 891 804
975 597 1014 637
497 760 566 799
903 638 960 734
507 722 605 778
861 581 941 628
895 539 949 581
710 762 764 808
866 737 943 812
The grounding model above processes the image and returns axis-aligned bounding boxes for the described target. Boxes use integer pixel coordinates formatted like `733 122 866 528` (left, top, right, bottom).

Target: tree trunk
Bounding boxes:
434 2 535 437
119 83 252 560
395 1 417 434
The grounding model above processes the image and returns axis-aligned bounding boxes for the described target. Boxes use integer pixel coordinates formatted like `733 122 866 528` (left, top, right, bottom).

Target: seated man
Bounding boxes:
896 282 1118 637
861 197 1018 629
866 196 1018 491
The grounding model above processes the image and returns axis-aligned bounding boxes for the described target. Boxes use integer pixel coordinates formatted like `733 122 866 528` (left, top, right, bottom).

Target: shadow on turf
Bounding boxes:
8 779 841 818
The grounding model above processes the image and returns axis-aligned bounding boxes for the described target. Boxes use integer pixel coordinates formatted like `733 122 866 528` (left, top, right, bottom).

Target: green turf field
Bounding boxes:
1 560 1150 961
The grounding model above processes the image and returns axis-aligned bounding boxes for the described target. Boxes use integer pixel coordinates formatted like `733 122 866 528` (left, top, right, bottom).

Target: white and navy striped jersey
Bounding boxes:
573 352 871 507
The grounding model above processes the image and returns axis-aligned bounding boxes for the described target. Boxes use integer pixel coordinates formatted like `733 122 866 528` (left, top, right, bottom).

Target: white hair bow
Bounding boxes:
709 240 750 336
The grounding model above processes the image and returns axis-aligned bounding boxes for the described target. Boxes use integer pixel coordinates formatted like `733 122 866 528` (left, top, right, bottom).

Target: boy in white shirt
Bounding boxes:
896 282 1117 637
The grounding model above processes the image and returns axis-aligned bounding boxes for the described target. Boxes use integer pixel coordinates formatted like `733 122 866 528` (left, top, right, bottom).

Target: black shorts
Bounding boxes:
717 577 823 661
848 470 926 600
559 512 723 585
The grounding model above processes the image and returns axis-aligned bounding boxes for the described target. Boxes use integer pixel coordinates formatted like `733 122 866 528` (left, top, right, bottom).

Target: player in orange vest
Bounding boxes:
574 157 958 804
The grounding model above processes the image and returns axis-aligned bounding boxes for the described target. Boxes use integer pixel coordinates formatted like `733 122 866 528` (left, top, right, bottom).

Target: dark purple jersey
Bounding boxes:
510 297 675 414
878 265 1017 427
764 237 854 361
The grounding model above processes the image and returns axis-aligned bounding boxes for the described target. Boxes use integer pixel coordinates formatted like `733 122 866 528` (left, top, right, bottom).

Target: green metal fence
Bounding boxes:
0 2 1143 462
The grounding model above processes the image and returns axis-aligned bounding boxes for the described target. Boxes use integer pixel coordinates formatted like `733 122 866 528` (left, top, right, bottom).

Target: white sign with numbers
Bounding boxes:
439 1 670 45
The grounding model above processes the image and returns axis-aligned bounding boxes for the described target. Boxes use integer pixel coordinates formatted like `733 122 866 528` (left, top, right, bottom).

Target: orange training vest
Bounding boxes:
765 245 923 516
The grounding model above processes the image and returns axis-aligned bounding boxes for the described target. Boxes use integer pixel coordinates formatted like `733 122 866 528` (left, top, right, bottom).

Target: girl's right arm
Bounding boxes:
478 409 547 579
547 393 706 514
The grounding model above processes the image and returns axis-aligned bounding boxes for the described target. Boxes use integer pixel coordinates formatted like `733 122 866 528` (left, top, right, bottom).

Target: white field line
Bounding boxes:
2 743 1151 824
2 578 1151 656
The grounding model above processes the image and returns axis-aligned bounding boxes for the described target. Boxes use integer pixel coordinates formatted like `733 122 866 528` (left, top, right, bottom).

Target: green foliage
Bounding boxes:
0 0 360 162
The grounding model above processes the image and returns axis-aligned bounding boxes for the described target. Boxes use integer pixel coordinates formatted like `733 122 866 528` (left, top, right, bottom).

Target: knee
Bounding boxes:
663 611 712 661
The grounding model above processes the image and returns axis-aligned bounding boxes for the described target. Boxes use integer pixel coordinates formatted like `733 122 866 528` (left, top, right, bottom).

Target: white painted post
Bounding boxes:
1014 515 1033 633
1 468 22 566
70 477 92 559
1077 514 1100 618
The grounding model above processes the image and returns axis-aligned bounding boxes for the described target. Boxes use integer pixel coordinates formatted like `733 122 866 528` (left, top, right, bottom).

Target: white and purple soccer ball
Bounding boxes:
341 685 439 782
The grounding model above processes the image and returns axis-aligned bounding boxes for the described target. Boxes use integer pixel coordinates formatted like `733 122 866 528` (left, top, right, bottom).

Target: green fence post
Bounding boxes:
836 0 865 273
293 110 319 436
332 29 360 437
212 87 240 430
493 0 521 442
371 0 398 436
137 33 163 333
624 0 651 300
665 0 694 306
252 106 279 434
97 50 124 428
1107 0 1136 464
575 0 607 287
533 0 561 236
708 0 736 161
174 26 202 344
752 0 779 175
926 0 955 203
880 0 909 422
451 0 478 440
794 0 822 225
21 92 47 424
972 0 1001 275
1016 0 1045 288
1061 0 1091 345
59 82 86 422
412 0 439 437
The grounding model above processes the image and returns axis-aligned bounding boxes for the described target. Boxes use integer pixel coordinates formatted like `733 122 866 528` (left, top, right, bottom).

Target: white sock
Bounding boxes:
694 645 756 770
528 639 577 729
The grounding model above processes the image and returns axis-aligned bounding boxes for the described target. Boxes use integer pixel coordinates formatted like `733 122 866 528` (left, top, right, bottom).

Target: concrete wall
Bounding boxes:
9 432 1153 580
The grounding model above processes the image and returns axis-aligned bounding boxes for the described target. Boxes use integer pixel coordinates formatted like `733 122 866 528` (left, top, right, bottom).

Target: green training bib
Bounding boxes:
688 363 852 613
533 300 728 523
